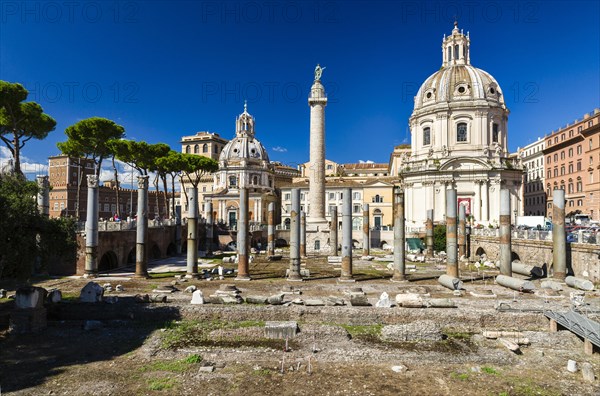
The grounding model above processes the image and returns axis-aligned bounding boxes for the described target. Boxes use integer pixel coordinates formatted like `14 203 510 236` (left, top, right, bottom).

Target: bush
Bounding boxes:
433 224 446 252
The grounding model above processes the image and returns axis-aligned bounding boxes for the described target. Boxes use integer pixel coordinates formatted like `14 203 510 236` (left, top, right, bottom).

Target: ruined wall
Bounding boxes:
470 235 600 282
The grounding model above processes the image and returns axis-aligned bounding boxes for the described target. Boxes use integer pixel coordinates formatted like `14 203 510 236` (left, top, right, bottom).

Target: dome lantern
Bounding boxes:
442 21 470 67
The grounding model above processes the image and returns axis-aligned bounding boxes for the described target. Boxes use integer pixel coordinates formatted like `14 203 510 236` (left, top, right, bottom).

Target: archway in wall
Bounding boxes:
475 247 486 257
275 238 288 247
166 243 176 256
99 251 118 271
352 239 360 248
127 248 135 265
379 240 388 248
511 252 521 262
150 244 161 260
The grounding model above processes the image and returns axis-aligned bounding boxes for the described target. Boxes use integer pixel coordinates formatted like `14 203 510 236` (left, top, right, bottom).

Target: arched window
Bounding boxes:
194 144 199 154
423 127 431 146
547 155 551 164
576 178 582 192
447 46 452 61
554 154 558 162
560 151 565 160
454 45 459 60
202 144 208 153
568 163 573 173
560 165 565 175
456 123 467 142
252 175 258 185
185 145 190 154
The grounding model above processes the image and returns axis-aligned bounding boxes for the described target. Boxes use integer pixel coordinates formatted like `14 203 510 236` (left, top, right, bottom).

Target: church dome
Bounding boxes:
219 103 270 165
413 22 506 113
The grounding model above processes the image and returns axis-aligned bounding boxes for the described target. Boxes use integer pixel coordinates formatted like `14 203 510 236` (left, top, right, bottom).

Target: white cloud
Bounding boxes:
272 146 288 152
0 146 48 174
358 160 375 164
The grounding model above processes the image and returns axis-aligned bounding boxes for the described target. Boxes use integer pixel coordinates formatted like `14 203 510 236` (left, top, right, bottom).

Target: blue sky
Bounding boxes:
1 0 599 180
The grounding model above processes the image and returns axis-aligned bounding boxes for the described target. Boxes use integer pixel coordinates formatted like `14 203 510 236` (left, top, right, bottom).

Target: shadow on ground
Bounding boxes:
0 297 180 393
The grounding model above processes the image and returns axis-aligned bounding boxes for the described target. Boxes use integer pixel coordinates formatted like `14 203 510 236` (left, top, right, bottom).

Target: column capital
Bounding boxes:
137 175 149 189
87 174 98 188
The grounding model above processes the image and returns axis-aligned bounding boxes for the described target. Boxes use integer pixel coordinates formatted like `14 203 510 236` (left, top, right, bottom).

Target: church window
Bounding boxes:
202 144 208 153
194 145 199 154
454 45 459 60
457 123 467 142
229 176 237 187
492 123 499 143
447 46 452 61
423 127 431 145
252 175 258 185
185 145 190 154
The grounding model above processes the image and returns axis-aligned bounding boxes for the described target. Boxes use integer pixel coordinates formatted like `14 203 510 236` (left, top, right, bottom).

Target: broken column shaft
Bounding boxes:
288 188 302 280
392 186 406 281
496 274 535 292
458 204 466 258
425 209 434 258
236 187 250 280
330 206 338 256
85 175 99 276
340 187 354 281
36 175 49 217
362 203 370 256
267 202 275 256
445 188 458 277
300 211 307 257
186 185 198 278
499 189 512 277
205 201 214 256
552 189 567 279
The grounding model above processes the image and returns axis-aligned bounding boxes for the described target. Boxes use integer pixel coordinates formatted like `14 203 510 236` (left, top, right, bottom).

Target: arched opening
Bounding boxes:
511 252 520 262
379 240 387 248
166 243 176 256
150 244 161 260
127 248 135 264
352 239 360 248
475 247 486 257
275 238 288 247
99 251 118 272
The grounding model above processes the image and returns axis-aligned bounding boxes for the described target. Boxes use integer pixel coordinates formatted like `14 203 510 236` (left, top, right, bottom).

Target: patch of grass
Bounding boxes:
444 331 472 340
482 366 498 375
140 354 203 373
510 380 561 396
147 378 176 391
149 271 185 279
160 319 280 350
450 371 470 381
340 324 383 340
252 368 272 376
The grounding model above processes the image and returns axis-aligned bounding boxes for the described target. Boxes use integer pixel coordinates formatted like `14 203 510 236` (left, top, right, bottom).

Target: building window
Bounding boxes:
589 120 594 128
229 176 237 187
569 129 574 137
568 182 573 194
568 148 573 157
328 192 335 200
577 180 582 192
372 195 383 203
554 168 558 177
578 126 583 132
577 199 583 206
492 123 499 143
284 193 291 201
560 165 565 175
328 205 336 214
560 151 565 160
568 163 573 173
327 164 333 170
577 161 582 171
423 127 431 145
104 203 110 212
577 145 582 155
554 154 558 162
561 133 565 141
547 155 551 164
353 204 361 213
202 144 208 153
456 123 467 142
353 192 361 200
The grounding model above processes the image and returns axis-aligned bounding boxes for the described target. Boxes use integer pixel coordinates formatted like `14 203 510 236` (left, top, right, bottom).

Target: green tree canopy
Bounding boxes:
0 81 57 175
109 140 170 175
58 117 125 177
181 153 218 188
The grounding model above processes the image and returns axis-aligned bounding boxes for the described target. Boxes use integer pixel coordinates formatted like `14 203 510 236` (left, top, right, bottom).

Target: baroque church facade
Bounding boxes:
402 23 523 227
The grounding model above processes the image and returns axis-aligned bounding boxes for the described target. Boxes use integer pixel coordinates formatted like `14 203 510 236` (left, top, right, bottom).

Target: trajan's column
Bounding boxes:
306 64 331 253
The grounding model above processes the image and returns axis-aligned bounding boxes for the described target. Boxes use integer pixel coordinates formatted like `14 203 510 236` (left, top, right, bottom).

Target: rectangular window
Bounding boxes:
492 123 499 143
457 123 467 142
328 205 336 214
284 193 291 201
353 204 361 213
423 127 431 145
353 192 361 200
328 192 335 200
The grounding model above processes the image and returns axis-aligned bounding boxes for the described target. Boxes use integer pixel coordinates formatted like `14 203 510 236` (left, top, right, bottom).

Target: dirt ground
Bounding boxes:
1 251 599 395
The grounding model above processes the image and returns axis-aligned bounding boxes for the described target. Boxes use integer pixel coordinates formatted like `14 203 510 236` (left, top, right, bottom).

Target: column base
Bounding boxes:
337 277 356 283
286 276 304 282
82 272 97 279
391 275 408 283
234 276 252 281
185 273 201 279
553 272 566 280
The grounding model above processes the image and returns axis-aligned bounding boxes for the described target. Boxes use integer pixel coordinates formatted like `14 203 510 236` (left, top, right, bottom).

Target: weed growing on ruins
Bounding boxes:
450 371 470 381
149 272 186 279
443 331 472 340
147 377 177 391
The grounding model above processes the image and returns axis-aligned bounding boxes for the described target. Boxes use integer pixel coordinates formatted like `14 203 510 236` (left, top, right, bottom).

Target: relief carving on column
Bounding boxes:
137 175 149 189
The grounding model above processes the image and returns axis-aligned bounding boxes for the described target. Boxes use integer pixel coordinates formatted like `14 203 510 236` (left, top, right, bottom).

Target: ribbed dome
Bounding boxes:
414 64 505 111
219 135 269 164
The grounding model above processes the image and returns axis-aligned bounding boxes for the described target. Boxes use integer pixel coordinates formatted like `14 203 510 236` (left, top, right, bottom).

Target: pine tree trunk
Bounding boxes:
112 157 120 218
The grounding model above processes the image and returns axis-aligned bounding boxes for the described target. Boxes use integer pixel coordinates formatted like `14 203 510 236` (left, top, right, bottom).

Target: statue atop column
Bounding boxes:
314 64 326 81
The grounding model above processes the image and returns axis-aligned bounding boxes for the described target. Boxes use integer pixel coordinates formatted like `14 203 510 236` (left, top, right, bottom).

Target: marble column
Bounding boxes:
362 203 370 256
392 186 406 281
136 176 149 278
499 189 512 276
330 206 338 256
267 202 275 256
340 187 354 281
288 188 302 281
85 175 99 276
552 189 566 279
307 68 328 225
236 187 250 280
482 181 489 222
186 186 198 278
446 188 458 277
